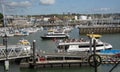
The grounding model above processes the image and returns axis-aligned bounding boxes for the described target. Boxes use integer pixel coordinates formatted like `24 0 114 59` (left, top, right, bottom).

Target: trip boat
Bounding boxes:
55 34 112 52
41 28 69 39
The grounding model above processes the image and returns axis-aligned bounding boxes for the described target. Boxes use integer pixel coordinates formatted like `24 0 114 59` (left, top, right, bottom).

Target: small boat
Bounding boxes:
62 26 73 33
0 39 31 52
41 28 69 39
18 38 30 45
14 30 29 36
55 34 112 52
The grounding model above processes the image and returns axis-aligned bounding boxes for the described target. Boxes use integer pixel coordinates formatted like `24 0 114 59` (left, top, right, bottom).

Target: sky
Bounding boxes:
0 0 120 15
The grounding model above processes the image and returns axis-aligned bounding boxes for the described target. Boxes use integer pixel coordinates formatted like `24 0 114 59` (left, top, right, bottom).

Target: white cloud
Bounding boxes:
40 0 55 5
21 1 32 7
8 2 18 6
8 1 32 7
100 8 110 11
93 8 110 11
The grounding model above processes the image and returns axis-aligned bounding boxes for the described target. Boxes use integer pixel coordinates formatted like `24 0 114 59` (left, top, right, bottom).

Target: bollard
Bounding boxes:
4 60 9 71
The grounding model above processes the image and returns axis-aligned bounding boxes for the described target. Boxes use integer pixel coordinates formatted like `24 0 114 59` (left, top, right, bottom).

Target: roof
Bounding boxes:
100 50 120 54
87 34 102 39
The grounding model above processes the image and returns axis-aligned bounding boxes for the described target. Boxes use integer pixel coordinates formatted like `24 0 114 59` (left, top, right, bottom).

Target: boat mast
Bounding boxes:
1 2 6 27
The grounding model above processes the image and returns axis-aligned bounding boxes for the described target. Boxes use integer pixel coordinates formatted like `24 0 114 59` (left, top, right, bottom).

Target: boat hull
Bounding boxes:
41 36 69 40
57 41 112 52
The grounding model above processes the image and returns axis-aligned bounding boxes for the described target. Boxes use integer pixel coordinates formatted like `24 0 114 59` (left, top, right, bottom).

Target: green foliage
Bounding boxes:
0 13 3 21
0 13 3 22
0 13 3 27
0 13 3 19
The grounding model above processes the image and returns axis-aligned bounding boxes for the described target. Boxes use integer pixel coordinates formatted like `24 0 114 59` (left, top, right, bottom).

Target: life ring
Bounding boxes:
88 54 102 67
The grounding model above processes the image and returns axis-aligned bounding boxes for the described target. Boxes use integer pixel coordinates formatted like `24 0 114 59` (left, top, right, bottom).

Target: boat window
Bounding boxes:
79 44 104 48
47 57 81 60
65 45 69 50
65 57 81 60
57 46 63 49
57 45 69 50
47 57 63 60
47 34 66 36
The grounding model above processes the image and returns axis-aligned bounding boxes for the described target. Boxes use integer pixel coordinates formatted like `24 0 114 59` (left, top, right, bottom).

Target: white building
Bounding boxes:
74 16 78 20
79 15 92 20
43 17 50 22
79 15 87 20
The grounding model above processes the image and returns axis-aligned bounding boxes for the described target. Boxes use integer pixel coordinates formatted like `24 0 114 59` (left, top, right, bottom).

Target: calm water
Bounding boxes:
0 28 120 72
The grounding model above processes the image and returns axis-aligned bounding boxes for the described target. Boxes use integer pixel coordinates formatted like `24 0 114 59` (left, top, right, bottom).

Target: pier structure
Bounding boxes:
20 51 120 68
20 52 90 68
0 46 31 61
78 25 120 34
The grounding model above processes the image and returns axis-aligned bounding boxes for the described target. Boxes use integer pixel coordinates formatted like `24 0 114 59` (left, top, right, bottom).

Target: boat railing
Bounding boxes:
57 38 87 43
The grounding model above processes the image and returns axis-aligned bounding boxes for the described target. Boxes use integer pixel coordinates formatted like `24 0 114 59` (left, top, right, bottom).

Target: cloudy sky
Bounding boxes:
0 0 120 15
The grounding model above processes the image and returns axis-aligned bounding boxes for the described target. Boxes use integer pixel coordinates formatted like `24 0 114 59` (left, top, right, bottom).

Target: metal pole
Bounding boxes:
3 37 5 45
89 32 93 54
4 34 9 71
109 61 120 72
1 2 6 27
93 39 96 55
33 40 36 67
5 35 8 60
89 37 92 54
93 39 97 72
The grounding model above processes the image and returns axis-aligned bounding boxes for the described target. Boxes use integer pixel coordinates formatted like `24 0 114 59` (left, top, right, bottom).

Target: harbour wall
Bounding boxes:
78 25 120 34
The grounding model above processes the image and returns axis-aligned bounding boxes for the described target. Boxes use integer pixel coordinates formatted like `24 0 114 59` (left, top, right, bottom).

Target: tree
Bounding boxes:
0 13 3 20
0 13 3 26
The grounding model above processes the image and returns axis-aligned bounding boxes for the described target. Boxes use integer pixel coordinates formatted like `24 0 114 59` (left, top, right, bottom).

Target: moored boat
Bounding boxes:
18 38 30 45
41 28 69 39
55 34 112 52
0 39 31 52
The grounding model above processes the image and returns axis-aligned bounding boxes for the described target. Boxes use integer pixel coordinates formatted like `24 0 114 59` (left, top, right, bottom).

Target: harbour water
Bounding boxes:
0 28 120 72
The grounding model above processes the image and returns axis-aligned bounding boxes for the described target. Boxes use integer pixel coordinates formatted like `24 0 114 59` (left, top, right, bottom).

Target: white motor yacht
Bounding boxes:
56 34 112 52
41 28 69 39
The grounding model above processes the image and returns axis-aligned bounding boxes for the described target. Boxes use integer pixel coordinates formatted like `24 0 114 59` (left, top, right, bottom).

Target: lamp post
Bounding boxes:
3 34 9 71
